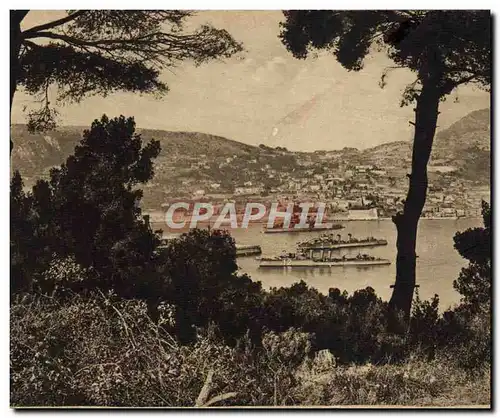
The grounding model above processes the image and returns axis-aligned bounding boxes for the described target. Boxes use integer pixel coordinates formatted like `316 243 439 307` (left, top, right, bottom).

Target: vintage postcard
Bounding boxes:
10 9 491 408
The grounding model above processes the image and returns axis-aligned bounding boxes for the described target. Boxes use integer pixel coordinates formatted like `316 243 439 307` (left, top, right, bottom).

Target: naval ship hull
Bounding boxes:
300 240 388 250
235 244 262 257
259 259 391 268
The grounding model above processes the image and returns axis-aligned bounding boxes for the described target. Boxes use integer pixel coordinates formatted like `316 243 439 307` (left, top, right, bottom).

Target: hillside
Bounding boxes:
433 108 490 157
354 109 490 178
10 108 490 200
360 141 411 167
11 124 85 180
432 108 490 182
11 126 258 183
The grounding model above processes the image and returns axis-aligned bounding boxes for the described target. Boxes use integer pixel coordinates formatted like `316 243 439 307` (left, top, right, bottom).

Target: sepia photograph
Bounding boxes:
9 8 491 408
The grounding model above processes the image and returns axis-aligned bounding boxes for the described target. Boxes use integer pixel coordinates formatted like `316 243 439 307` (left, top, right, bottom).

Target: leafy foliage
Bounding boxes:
10 115 163 299
408 291 440 357
13 10 243 132
159 228 264 344
439 302 490 370
261 282 404 364
453 201 491 308
10 292 490 407
280 11 490 96
279 10 491 319
11 171 38 293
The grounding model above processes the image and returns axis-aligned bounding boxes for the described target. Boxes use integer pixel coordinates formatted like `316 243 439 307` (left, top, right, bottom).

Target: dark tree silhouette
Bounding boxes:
49 116 163 295
10 170 34 293
10 10 242 144
159 228 261 343
453 200 491 309
280 10 490 322
11 115 165 300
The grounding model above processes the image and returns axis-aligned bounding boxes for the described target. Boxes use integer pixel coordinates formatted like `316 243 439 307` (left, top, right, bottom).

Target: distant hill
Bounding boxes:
11 124 84 180
360 141 411 168
11 108 490 192
433 108 490 157
356 109 490 178
11 125 257 184
432 108 490 182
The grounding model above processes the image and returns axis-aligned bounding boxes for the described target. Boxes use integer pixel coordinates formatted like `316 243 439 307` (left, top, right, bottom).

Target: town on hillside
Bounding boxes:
143 143 489 222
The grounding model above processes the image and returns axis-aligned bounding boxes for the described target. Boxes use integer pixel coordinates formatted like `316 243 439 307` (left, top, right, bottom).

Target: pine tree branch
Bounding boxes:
22 10 86 36
23 30 163 46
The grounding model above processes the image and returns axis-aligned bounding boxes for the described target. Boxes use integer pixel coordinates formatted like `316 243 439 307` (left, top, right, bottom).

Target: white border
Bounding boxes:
1 2 498 416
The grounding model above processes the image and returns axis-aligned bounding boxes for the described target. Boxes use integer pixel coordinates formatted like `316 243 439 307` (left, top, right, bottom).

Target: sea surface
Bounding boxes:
153 218 483 311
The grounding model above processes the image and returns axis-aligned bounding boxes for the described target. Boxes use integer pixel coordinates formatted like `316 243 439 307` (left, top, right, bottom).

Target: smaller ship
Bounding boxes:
235 244 262 257
263 222 344 234
297 233 388 250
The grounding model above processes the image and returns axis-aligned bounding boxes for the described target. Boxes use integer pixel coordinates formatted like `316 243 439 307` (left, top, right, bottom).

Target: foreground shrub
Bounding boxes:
296 356 490 406
10 116 163 297
452 200 491 311
438 302 491 370
10 293 308 406
11 293 490 407
262 283 408 364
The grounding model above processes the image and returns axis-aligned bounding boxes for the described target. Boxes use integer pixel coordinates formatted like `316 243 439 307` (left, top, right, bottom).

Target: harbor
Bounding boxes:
229 218 480 310
152 217 482 310
258 231 391 269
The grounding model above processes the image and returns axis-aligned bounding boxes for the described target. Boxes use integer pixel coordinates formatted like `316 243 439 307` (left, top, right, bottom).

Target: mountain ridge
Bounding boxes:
11 108 490 189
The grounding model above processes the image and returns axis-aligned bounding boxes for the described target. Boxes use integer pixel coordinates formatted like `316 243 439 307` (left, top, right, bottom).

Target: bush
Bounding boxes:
10 293 311 406
10 116 163 298
453 200 491 310
296 356 489 406
11 293 224 406
261 283 402 364
438 303 491 370
10 292 490 407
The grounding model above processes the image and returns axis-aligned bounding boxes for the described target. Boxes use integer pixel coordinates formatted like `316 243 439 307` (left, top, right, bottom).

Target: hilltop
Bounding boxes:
432 108 490 182
434 108 490 157
10 125 257 182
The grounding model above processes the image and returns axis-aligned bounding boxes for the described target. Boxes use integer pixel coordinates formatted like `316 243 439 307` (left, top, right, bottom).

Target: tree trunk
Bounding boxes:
388 80 441 325
10 11 28 155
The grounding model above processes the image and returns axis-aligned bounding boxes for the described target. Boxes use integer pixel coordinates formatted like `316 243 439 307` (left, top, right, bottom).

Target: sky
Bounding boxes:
12 10 490 151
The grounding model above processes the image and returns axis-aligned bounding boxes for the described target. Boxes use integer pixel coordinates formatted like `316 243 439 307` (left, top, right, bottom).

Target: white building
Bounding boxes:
193 189 206 197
